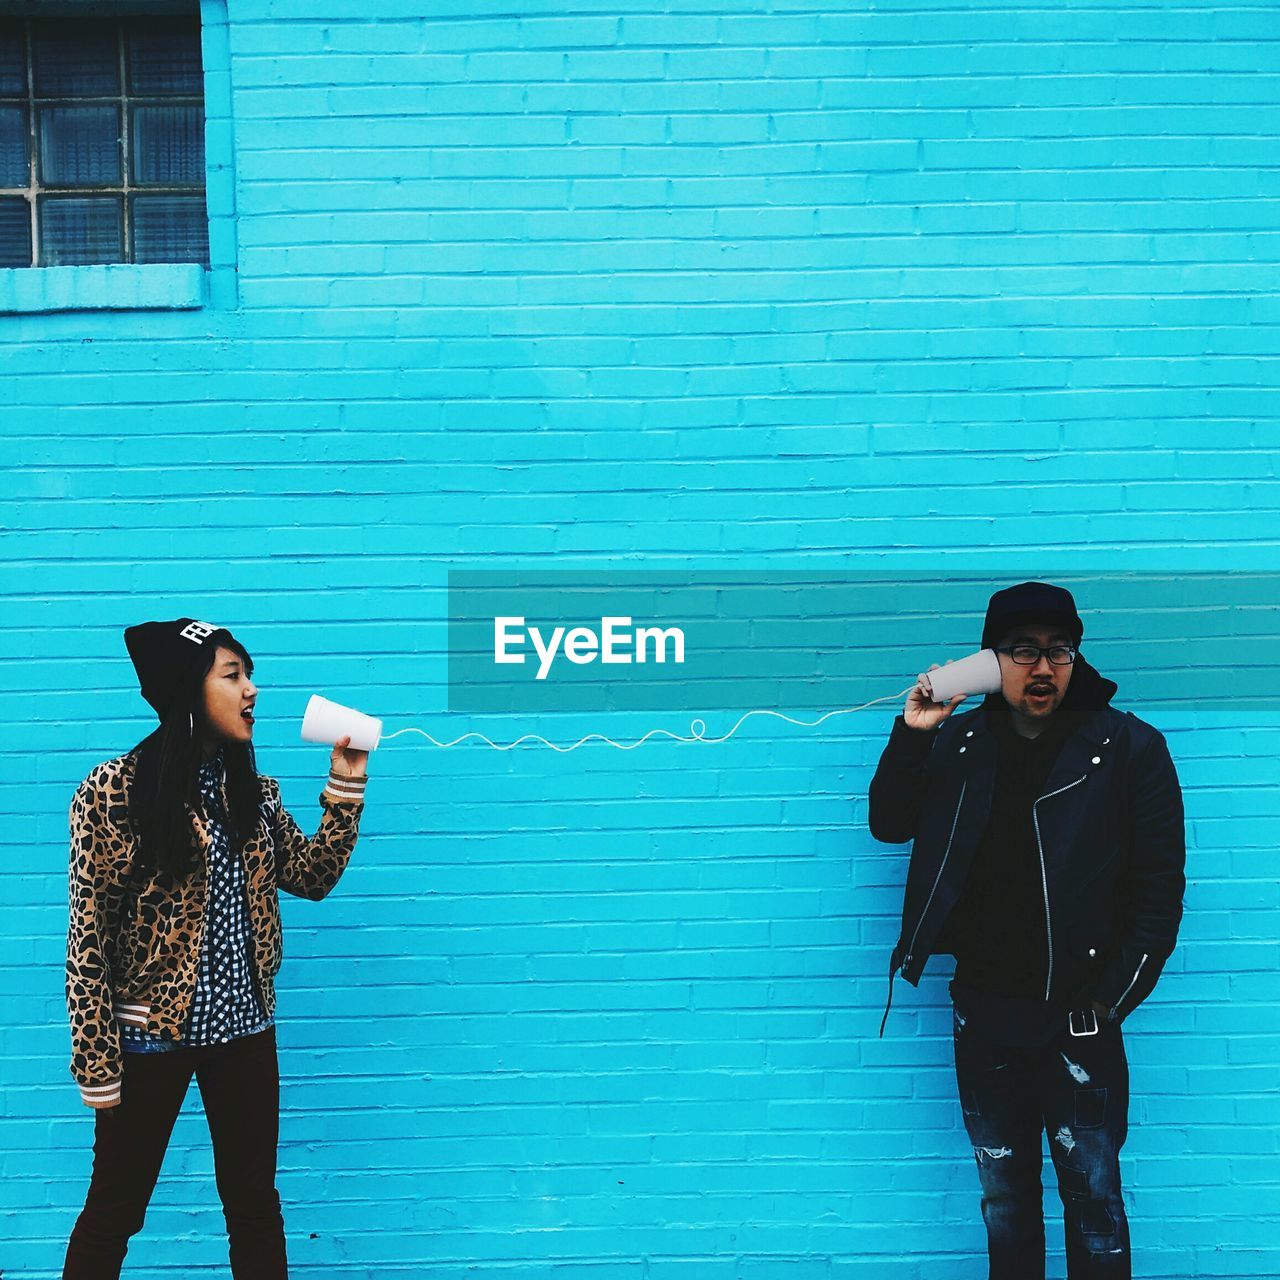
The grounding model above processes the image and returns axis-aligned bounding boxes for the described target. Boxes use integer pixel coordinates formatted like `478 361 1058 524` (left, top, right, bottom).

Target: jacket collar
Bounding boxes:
967 700 1115 749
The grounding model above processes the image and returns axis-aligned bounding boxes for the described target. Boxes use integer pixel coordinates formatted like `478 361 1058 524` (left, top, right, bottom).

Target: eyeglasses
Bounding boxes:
994 644 1077 666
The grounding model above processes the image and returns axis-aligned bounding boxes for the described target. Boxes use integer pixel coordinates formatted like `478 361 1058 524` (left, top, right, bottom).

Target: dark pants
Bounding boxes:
63 1025 286 1280
952 1003 1131 1280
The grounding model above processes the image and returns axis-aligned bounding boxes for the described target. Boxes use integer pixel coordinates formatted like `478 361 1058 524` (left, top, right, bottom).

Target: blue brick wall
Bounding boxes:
3 3 1280 1276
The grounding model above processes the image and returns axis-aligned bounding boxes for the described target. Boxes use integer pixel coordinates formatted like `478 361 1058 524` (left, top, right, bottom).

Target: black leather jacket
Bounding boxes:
868 684 1186 1038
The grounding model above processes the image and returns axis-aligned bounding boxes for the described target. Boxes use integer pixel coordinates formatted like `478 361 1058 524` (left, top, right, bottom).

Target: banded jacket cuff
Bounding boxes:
79 1077 122 1109
323 770 368 804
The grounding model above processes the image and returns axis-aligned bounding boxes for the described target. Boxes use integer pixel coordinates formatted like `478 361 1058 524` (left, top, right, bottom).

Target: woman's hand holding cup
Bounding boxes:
330 734 370 779
904 661 968 731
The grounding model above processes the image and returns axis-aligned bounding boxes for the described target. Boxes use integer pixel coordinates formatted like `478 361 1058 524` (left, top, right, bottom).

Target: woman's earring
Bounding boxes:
189 711 194 735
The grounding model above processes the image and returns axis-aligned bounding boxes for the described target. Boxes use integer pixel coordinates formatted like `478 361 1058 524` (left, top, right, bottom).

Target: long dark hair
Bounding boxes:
126 630 264 884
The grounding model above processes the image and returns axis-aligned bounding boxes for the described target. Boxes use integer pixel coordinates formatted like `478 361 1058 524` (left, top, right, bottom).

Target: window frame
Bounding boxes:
2 15 208 267
0 0 237 313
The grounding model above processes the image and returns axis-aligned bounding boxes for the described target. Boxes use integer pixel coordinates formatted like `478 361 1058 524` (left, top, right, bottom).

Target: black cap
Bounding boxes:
124 618 234 718
980 581 1084 652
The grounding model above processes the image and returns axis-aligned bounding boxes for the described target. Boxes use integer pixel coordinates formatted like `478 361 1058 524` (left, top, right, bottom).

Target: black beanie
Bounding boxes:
980 581 1084 652
124 618 236 718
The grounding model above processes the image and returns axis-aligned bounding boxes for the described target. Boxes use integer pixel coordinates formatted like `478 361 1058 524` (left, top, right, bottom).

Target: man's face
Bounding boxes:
996 623 1075 721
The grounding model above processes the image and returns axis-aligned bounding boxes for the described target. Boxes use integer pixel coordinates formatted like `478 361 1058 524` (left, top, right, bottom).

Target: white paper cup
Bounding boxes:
301 695 382 752
923 649 1003 703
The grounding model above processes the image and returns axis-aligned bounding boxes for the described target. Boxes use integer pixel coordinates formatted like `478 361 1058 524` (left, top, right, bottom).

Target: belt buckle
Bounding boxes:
1068 1007 1099 1037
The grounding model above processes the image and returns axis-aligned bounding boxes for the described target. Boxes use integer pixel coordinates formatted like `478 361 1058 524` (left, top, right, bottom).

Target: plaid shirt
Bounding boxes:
120 747 272 1053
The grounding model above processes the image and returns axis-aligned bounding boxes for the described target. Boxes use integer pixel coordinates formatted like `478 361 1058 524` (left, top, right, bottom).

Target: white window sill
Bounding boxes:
0 264 207 314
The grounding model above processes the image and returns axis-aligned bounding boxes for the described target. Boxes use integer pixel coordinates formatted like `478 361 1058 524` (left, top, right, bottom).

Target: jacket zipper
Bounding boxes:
1110 952 1149 1022
903 779 967 970
1031 774 1089 1001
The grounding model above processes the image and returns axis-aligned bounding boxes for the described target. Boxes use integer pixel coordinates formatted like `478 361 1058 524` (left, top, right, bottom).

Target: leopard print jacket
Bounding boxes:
66 749 365 1108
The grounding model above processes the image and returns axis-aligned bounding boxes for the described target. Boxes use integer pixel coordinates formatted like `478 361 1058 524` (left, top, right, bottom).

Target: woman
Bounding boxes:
63 618 370 1279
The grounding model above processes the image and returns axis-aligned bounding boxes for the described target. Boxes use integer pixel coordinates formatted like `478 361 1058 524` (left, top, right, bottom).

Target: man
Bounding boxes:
867 581 1185 1280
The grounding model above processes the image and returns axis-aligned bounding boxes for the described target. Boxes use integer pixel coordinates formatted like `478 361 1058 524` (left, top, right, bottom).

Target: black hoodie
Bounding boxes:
938 652 1118 1047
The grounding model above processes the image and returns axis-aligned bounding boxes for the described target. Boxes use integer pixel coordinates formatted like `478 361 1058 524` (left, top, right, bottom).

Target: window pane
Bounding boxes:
0 196 31 266
0 22 25 96
39 195 123 265
128 25 202 95
132 194 207 264
32 22 120 98
0 105 28 186
39 105 121 186
131 105 204 186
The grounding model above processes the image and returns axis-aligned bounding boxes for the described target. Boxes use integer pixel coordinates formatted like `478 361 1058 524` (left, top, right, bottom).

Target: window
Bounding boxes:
0 16 208 269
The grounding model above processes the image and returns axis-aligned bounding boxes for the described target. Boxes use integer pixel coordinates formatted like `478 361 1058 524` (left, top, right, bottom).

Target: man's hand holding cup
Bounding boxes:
904 660 969 731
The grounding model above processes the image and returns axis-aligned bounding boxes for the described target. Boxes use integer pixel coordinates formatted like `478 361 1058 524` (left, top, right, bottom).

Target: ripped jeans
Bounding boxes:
952 1002 1130 1280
